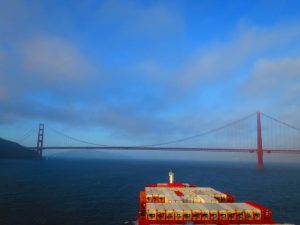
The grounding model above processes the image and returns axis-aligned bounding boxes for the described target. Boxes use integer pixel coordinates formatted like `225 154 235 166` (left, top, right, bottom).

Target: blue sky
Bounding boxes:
0 0 300 161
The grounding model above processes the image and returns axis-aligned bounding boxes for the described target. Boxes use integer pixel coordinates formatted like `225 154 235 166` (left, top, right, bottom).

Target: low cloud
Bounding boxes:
243 57 300 125
172 24 300 92
0 35 103 127
245 57 300 96
20 36 95 84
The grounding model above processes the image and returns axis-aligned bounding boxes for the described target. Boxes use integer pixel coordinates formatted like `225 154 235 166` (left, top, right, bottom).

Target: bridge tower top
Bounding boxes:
36 123 44 159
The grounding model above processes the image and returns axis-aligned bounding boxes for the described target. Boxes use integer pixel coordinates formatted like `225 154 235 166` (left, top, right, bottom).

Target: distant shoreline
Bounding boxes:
0 137 38 159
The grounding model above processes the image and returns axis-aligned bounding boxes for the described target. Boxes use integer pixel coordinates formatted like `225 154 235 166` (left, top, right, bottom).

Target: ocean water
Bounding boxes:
0 159 299 225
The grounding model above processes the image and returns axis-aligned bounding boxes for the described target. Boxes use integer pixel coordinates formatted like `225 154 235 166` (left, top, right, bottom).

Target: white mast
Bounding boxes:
169 171 174 184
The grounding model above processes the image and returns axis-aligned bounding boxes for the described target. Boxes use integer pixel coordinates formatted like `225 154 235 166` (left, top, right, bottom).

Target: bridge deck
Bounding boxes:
28 146 300 154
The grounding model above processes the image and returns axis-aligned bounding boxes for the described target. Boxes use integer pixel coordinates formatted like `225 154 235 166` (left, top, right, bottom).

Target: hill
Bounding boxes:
0 137 38 159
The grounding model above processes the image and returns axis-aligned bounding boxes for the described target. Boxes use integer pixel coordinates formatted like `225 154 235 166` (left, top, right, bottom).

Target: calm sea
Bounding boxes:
0 159 299 225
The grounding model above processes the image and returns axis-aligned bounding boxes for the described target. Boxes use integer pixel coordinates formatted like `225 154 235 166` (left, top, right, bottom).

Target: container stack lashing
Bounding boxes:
199 205 209 220
156 203 165 220
188 203 201 220
164 203 174 220
246 201 274 222
146 203 156 220
157 189 165 202
203 203 220 220
172 203 183 220
145 187 152 203
152 188 158 202
181 204 192 220
218 203 236 220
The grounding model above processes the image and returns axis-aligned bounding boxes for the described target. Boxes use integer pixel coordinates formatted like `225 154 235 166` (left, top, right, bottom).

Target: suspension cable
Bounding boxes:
140 112 256 147
16 127 36 142
261 112 300 132
47 125 109 147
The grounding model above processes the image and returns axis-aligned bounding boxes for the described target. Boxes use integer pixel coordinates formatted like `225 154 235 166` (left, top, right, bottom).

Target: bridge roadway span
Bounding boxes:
30 146 300 154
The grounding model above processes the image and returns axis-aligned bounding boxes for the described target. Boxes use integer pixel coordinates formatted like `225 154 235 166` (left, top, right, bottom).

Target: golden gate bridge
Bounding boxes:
15 112 300 170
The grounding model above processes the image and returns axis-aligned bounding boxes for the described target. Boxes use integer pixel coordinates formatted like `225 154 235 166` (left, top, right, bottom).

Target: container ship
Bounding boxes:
138 171 293 225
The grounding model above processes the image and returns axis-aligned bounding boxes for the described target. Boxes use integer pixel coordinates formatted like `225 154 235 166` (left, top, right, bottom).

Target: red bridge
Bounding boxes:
19 112 300 170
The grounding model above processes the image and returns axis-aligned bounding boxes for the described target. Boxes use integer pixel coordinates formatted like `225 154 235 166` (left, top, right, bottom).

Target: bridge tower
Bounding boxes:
256 112 263 170
36 123 44 159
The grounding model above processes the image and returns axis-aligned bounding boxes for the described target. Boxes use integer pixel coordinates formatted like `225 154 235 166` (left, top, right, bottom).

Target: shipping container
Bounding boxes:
181 203 192 220
155 203 166 220
231 203 246 220
198 195 218 203
218 203 237 220
146 203 156 220
203 203 223 220
171 203 183 220
163 203 174 220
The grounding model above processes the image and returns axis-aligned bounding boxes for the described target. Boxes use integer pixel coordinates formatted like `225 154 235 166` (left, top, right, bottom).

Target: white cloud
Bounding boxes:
172 24 300 91
243 57 300 125
0 35 102 124
20 36 95 83
98 1 183 36
245 57 300 96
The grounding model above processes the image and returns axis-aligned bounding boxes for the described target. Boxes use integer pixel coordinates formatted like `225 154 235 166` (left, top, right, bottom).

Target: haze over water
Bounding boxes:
0 159 299 225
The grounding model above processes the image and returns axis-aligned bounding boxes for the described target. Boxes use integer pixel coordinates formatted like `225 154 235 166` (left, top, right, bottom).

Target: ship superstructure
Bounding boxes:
138 172 293 225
